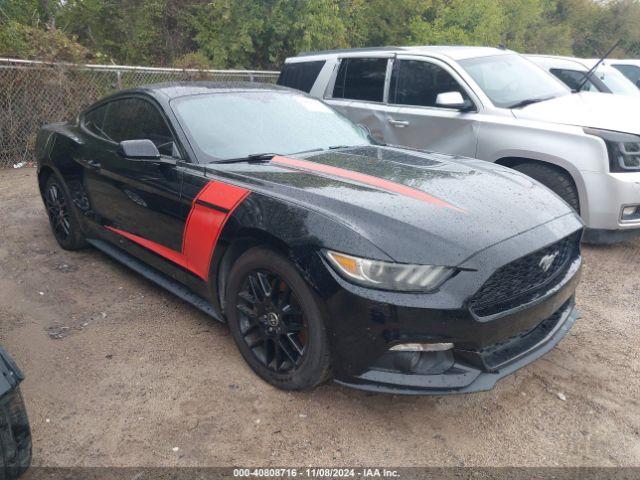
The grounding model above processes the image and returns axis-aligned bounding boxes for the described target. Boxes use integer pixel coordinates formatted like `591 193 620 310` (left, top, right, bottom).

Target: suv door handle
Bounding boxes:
388 118 410 127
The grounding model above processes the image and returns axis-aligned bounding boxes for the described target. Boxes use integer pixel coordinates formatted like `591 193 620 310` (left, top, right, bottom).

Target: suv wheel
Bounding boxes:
512 162 580 213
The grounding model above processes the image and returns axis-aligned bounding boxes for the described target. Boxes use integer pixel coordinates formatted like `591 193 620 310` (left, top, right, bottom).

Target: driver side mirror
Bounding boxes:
117 139 160 160
435 91 474 111
635 79 640 89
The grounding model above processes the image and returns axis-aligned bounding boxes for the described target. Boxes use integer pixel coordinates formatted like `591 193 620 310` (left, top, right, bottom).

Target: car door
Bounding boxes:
324 56 396 143
384 56 479 158
80 96 189 257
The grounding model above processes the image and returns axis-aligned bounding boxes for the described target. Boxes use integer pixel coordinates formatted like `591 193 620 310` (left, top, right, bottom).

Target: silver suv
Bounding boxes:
279 46 640 243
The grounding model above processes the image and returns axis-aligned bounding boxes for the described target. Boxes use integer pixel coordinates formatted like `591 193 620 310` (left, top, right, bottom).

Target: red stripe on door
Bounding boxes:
271 155 466 213
107 181 250 280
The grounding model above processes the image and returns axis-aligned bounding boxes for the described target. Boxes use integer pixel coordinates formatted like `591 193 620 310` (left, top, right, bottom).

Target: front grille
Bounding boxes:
470 232 580 317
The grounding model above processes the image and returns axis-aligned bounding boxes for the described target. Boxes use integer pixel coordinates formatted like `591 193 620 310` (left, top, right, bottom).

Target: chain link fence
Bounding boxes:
0 58 279 168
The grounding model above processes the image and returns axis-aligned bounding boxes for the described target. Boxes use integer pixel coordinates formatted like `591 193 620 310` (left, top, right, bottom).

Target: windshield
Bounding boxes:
460 54 569 108
596 67 640 96
171 91 370 161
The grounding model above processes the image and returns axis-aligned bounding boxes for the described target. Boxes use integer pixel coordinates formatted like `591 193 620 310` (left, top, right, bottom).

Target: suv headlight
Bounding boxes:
585 127 640 171
324 250 456 292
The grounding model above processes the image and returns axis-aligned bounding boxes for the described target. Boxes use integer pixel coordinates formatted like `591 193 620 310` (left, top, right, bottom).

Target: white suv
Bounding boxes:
279 46 640 243
527 55 640 97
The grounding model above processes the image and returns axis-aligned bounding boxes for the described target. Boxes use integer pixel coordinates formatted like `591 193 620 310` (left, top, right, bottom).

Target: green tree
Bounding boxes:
409 0 504 46
4 0 640 68
501 0 572 54
0 0 94 61
187 0 351 69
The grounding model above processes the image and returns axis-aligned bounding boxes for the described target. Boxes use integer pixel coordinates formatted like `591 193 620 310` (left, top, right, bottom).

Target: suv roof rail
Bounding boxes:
296 46 406 57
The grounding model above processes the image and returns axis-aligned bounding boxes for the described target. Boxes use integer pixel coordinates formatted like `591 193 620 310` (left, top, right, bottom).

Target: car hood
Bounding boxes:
511 91 640 134
207 146 578 266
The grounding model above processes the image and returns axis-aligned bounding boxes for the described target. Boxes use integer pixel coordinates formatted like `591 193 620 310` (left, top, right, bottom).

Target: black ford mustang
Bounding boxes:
36 82 583 394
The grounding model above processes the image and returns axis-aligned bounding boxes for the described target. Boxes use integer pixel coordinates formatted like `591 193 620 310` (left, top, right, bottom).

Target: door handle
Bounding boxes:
86 159 101 169
388 118 410 128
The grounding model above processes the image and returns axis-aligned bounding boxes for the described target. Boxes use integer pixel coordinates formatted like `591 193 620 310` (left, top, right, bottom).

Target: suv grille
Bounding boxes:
470 232 580 317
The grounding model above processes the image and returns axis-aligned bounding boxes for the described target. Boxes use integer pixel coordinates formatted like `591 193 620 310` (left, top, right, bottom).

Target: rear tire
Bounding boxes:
42 175 87 250
511 162 580 213
226 247 331 390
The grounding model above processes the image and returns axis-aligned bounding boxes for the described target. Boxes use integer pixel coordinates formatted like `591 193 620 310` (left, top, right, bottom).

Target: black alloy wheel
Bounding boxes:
43 176 86 250
45 181 72 241
236 270 307 373
226 247 330 390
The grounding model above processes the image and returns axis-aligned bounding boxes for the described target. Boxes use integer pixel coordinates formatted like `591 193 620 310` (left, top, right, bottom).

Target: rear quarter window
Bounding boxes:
277 61 326 93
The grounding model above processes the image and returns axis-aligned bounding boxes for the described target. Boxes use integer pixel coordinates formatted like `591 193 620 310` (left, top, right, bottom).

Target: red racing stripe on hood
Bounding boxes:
271 155 466 213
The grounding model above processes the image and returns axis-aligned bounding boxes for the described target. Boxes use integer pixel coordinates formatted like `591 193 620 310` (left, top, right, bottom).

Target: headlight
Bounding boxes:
324 250 456 292
585 127 640 171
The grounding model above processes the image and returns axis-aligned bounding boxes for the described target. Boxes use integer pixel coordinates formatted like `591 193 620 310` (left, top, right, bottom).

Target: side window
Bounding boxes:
389 59 471 108
277 60 326 93
102 98 179 157
550 68 598 92
332 58 388 102
612 64 640 86
82 104 109 139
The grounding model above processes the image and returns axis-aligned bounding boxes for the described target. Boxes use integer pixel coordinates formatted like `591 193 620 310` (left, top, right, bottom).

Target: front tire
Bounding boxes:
511 162 580 213
226 247 331 390
42 175 87 250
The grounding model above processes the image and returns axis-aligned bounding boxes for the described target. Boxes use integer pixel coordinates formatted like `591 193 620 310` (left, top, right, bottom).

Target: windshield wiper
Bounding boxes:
289 145 358 156
507 96 556 109
214 153 278 164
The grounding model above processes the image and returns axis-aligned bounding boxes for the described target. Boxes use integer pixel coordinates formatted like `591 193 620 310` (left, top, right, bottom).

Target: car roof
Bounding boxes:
608 59 640 66
292 45 513 62
526 54 589 71
106 81 289 101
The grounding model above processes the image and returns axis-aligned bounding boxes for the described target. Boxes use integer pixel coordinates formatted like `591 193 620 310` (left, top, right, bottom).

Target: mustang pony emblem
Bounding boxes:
539 252 559 272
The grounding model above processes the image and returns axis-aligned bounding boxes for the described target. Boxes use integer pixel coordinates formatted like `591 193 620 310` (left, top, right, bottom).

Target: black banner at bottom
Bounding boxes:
15 467 640 480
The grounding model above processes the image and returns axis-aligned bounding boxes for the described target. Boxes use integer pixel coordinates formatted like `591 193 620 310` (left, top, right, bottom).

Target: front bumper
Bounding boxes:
581 170 640 235
315 214 583 395
335 299 578 395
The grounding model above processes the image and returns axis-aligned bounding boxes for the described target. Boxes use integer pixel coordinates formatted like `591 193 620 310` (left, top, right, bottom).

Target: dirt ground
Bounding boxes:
1 168 639 467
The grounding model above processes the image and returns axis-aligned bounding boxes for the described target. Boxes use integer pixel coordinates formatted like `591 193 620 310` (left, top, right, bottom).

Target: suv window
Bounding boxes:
549 68 599 92
100 98 178 157
389 59 471 107
277 60 325 93
332 58 388 102
612 64 640 86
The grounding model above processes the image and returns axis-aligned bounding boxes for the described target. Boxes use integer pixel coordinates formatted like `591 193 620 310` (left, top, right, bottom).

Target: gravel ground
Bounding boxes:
1 168 639 467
